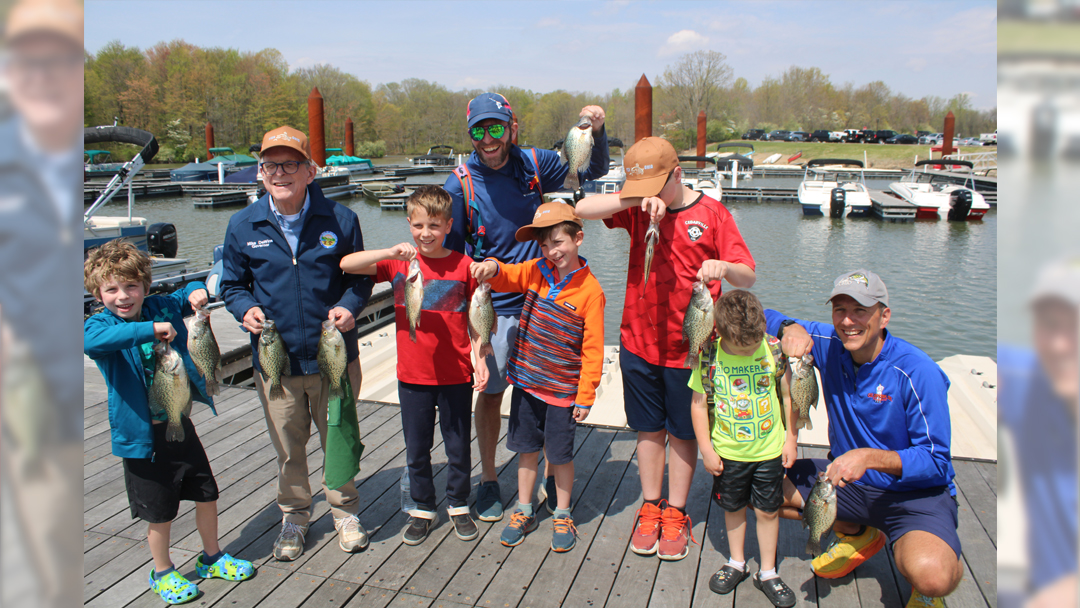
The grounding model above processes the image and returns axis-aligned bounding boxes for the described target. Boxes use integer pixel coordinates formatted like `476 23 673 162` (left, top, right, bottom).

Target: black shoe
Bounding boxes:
754 572 796 608
402 516 435 546
709 564 749 595
451 511 478 541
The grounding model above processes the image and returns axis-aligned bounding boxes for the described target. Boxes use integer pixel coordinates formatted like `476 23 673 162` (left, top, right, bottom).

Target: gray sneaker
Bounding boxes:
475 481 504 522
334 514 369 553
273 520 308 561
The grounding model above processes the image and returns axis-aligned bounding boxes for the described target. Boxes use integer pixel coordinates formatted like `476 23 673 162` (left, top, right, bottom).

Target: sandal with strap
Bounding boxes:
195 553 254 581
149 569 200 605
709 564 749 595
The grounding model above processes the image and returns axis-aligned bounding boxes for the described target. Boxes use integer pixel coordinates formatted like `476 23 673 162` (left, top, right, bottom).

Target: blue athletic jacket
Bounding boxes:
765 310 955 494
444 132 609 315
220 183 372 375
84 282 215 459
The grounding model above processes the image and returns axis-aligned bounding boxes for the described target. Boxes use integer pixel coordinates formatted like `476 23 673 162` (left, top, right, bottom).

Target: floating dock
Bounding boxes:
192 190 252 208
868 189 918 222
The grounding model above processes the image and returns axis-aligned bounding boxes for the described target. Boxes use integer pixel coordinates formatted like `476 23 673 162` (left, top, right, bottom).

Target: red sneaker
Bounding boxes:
630 500 665 555
657 504 696 561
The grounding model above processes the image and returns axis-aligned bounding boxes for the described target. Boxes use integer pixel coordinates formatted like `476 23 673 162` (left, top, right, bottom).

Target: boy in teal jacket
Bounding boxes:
84 240 253 605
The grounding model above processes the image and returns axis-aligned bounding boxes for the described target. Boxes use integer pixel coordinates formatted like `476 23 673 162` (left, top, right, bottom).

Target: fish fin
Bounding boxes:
166 420 185 443
269 382 285 400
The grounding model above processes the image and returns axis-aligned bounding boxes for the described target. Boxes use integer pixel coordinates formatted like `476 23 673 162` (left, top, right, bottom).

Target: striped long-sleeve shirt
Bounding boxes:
487 257 605 408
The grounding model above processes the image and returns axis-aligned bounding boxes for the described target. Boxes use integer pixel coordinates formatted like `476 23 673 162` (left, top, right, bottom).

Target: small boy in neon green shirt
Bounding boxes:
689 289 798 608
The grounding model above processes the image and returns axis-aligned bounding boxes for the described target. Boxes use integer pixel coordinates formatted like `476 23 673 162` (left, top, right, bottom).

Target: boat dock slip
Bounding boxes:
83 181 184 204
868 189 918 222
381 166 435 177
192 190 253 208
83 361 997 607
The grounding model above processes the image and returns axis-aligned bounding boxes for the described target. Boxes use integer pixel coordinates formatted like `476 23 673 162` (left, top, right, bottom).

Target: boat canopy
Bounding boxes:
223 165 260 183
806 158 864 168
914 159 973 168
715 142 754 154
170 161 223 181
326 154 374 170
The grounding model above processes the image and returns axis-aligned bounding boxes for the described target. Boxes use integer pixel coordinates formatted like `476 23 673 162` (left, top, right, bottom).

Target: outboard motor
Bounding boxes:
947 189 973 221
146 223 178 258
829 187 846 218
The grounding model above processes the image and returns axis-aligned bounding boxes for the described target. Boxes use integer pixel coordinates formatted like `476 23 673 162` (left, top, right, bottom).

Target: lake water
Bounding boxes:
96 167 996 361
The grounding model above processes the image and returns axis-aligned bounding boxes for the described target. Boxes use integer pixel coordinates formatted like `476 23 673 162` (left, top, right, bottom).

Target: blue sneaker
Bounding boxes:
476 481 504 522
499 510 537 547
537 475 558 515
551 514 577 552
195 552 254 581
149 569 199 605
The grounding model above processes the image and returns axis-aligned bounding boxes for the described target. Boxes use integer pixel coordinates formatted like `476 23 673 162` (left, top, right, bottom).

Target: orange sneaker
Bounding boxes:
630 500 664 555
811 526 885 579
657 504 696 561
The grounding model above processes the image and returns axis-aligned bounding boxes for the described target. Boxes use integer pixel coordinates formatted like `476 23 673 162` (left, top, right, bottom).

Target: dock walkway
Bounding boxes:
84 366 996 608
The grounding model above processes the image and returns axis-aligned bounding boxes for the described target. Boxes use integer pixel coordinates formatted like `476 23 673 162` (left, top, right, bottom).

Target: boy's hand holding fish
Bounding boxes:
697 260 730 285
154 322 177 343
188 288 209 311
386 242 417 262
469 260 499 283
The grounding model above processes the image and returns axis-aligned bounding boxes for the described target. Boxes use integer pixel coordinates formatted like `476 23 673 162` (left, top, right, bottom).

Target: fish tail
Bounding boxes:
800 418 813 431
166 420 185 443
409 323 417 343
563 170 580 191
806 538 820 556
205 378 220 397
685 352 698 369
269 381 285 400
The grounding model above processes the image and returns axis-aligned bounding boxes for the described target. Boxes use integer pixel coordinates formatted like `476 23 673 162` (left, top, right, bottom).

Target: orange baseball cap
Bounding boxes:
260 126 311 160
514 202 583 242
619 137 679 199
5 0 83 45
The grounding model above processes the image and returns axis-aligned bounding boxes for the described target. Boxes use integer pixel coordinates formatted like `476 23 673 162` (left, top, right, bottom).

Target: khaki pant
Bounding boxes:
255 358 362 525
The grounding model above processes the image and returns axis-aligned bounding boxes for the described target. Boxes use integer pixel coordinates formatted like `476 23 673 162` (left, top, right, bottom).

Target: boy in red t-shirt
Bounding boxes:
575 137 756 561
340 185 489 545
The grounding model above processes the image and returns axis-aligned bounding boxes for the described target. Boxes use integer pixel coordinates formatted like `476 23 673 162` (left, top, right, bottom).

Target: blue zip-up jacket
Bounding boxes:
765 310 955 494
220 182 373 375
84 282 216 459
444 131 610 316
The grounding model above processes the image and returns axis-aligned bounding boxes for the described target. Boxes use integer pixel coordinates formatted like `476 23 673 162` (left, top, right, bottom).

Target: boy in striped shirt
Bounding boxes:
471 202 605 552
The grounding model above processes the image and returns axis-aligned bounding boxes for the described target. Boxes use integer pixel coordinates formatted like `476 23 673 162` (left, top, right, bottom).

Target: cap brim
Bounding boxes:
827 289 882 307
467 111 512 128
619 173 670 199
514 226 537 242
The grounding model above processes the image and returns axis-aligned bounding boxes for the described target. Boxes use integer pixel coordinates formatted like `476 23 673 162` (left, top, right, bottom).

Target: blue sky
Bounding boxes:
85 1 998 110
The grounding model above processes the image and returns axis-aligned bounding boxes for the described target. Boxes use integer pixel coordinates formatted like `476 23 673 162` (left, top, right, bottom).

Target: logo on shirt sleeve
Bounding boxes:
319 231 338 249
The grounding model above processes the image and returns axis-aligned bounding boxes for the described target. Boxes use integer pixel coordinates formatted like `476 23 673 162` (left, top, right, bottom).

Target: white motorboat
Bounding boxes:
888 159 990 220
678 155 723 201
707 142 754 183
797 159 872 218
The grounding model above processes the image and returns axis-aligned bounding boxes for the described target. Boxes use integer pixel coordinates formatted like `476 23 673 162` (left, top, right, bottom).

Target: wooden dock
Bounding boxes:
84 384 996 607
193 190 253 208
868 190 917 223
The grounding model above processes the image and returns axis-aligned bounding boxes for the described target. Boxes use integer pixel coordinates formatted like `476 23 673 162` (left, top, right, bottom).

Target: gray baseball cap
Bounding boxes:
827 269 889 308
1030 256 1080 305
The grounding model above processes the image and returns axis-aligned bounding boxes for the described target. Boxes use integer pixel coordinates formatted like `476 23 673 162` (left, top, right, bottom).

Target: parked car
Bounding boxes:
787 131 809 142
766 129 791 141
885 134 919 145
841 129 865 143
829 131 847 142
915 130 932 139
873 130 899 144
809 130 833 142
918 133 943 145
742 129 766 140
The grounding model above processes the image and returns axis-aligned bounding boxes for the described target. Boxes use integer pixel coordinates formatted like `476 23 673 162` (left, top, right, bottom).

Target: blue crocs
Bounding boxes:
195 552 254 581
149 569 199 605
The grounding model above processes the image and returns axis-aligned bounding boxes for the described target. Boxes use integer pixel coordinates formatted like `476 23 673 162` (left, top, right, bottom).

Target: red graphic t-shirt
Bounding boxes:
376 251 478 385
604 193 755 368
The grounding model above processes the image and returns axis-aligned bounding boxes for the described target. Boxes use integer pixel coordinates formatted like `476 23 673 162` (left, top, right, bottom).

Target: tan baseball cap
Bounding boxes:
619 137 679 199
514 202 583 242
5 0 83 45
260 126 311 160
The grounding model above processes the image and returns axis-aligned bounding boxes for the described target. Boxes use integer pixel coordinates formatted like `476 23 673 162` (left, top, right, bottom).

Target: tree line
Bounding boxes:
84 42 996 163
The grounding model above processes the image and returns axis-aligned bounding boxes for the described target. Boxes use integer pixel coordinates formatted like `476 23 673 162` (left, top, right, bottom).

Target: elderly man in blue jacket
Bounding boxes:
767 270 961 608
221 126 373 561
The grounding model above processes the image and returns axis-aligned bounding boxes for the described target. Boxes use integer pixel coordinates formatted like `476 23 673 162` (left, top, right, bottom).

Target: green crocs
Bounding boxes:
148 569 199 605
195 552 254 581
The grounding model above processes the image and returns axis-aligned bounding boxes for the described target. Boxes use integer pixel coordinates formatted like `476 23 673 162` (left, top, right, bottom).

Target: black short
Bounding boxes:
123 417 219 524
711 456 784 513
506 387 576 465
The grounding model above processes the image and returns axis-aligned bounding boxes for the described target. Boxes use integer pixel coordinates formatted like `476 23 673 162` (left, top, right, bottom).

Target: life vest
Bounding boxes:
453 147 542 261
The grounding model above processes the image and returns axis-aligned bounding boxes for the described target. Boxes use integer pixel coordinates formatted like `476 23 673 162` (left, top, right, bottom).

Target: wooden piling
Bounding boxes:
205 123 214 158
345 119 355 156
635 74 652 143
696 111 706 168
308 87 326 167
942 111 955 157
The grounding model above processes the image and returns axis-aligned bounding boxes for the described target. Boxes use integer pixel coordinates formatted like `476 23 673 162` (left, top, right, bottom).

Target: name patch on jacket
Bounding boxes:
247 239 272 249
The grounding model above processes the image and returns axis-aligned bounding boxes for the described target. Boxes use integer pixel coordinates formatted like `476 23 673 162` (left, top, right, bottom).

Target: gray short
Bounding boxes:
482 314 519 395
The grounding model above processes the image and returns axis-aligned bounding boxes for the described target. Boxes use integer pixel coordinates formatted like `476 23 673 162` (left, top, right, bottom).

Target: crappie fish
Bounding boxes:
187 308 221 396
560 116 594 191
789 354 819 431
258 319 291 400
643 219 660 288
149 341 193 442
682 281 715 368
318 319 348 399
803 472 837 556
469 282 496 349
405 258 424 342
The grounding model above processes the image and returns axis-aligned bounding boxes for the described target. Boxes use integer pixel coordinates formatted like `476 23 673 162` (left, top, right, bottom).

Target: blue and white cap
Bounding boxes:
828 269 889 308
466 92 513 128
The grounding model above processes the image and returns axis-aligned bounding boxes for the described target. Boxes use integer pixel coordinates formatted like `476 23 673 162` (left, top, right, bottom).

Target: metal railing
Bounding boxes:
942 150 997 173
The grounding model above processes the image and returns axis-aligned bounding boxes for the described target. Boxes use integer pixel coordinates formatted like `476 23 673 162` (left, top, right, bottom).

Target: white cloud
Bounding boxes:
659 29 708 56
537 17 561 28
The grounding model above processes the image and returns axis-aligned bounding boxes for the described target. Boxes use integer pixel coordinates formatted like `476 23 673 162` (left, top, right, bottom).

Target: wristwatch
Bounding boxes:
777 319 798 341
